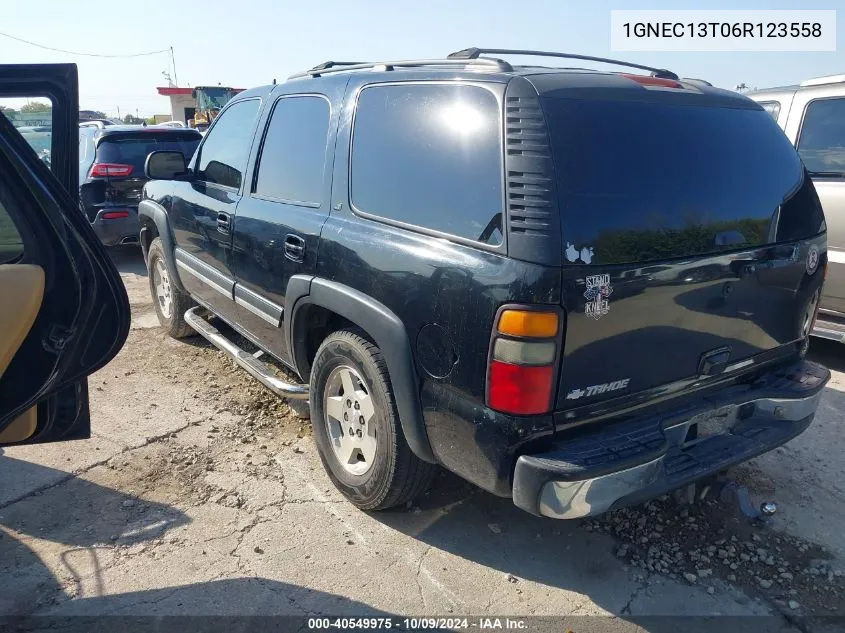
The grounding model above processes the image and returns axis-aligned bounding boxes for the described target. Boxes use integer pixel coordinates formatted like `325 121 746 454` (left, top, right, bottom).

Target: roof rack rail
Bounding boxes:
289 56 512 80
309 61 365 72
447 47 679 81
800 73 845 87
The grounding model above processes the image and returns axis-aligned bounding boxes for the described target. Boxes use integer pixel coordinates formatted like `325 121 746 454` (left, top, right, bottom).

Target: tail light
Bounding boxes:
487 308 560 415
89 162 133 177
101 211 130 220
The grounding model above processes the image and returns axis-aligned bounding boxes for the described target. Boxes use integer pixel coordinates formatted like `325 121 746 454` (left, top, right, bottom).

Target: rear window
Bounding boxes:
95 132 201 174
798 97 845 177
545 99 824 265
350 83 504 246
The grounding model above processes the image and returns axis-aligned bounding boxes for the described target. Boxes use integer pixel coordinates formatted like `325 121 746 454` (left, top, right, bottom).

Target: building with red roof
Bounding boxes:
156 86 246 124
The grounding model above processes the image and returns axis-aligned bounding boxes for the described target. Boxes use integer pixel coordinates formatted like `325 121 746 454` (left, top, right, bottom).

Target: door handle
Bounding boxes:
216 212 231 234
284 234 306 262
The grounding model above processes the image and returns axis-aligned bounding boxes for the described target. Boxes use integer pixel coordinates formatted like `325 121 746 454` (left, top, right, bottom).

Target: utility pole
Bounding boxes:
117 105 121 119
171 46 179 87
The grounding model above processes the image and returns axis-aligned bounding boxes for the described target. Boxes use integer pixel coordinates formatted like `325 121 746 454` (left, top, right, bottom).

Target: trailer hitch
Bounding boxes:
676 474 778 524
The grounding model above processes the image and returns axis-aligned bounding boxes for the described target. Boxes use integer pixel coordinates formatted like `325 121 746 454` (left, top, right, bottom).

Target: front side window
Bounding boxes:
196 99 260 189
254 96 330 206
350 83 503 246
798 97 845 177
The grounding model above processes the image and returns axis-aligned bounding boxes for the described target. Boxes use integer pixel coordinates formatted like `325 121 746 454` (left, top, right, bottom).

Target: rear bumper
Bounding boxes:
89 207 140 246
512 359 829 519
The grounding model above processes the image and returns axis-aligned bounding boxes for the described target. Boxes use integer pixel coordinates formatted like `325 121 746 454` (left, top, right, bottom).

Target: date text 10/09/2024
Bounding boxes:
307 617 538 630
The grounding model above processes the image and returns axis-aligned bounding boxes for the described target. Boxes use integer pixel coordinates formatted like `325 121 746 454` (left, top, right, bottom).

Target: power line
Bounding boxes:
0 31 170 58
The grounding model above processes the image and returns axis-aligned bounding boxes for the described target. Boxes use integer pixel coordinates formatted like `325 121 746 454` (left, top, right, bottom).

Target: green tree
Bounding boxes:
21 101 51 113
123 114 144 124
0 105 15 120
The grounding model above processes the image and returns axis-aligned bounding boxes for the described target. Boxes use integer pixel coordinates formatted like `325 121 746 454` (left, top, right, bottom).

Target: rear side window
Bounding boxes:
254 96 330 206
798 97 845 177
96 132 200 176
545 99 824 265
197 99 260 189
351 83 504 246
759 101 781 121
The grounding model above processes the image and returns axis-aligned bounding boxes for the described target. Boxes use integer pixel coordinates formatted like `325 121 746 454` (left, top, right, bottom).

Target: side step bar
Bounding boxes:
813 323 845 343
184 307 310 400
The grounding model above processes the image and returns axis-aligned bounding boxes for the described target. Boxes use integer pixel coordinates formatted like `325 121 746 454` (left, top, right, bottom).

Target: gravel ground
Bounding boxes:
0 247 843 631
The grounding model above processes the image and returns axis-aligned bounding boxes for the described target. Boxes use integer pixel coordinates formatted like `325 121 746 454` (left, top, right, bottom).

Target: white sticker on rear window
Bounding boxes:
584 274 613 320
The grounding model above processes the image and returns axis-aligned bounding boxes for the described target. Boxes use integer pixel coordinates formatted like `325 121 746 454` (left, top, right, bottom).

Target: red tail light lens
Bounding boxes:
89 163 133 177
486 308 560 415
488 361 554 415
101 211 130 219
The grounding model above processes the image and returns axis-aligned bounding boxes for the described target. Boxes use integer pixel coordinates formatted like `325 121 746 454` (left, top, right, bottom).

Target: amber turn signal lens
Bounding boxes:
497 310 558 338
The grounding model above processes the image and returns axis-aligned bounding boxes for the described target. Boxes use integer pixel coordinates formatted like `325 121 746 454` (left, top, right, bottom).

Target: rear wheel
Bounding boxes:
310 329 437 510
146 237 195 338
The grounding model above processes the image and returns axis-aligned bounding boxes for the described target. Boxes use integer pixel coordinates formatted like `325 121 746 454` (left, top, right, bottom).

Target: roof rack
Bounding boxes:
289 56 512 80
800 73 845 87
447 47 679 81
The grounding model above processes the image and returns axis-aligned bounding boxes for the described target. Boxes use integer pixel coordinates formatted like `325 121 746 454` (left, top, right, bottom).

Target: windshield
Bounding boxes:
545 98 825 265
95 132 201 174
196 87 235 110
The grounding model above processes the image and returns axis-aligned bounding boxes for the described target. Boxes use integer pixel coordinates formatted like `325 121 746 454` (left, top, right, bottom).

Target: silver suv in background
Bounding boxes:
749 75 845 341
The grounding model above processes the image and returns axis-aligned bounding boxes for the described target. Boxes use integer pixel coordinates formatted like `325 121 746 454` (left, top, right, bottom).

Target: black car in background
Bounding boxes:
79 125 200 246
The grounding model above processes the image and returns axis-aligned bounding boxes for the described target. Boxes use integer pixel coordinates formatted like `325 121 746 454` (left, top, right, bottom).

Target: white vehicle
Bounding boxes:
156 120 187 128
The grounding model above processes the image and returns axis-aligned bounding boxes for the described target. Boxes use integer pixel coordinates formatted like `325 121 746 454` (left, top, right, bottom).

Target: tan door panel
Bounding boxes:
0 406 36 443
0 264 45 378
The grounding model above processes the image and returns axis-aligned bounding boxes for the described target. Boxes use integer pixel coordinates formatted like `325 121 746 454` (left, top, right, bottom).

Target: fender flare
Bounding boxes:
138 199 186 293
286 276 436 464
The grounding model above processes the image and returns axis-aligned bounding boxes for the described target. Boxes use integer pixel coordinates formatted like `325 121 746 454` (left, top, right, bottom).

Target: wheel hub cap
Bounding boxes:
153 258 172 318
324 365 376 476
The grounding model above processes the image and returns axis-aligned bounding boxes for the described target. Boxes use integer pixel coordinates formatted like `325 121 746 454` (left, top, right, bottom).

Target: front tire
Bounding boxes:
146 237 195 339
310 329 437 510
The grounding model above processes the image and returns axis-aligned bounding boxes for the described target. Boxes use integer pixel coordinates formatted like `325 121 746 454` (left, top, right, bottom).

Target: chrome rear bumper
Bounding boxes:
512 361 829 519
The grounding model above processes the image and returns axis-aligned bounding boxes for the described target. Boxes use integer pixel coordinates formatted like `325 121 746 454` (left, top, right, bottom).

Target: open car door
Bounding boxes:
0 64 129 446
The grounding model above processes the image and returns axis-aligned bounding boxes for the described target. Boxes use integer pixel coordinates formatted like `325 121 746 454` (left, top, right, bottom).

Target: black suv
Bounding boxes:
138 49 830 518
79 125 201 246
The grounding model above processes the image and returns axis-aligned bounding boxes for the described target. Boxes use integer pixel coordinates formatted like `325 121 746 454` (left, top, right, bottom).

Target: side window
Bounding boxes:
759 101 781 121
196 99 260 189
350 83 503 246
798 97 845 176
0 202 24 265
254 96 330 206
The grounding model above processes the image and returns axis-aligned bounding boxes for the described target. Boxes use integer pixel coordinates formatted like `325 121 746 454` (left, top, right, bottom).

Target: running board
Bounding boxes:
184 307 309 400
813 322 845 343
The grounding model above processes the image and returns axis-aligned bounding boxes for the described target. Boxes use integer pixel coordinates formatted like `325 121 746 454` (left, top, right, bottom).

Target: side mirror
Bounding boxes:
145 151 188 180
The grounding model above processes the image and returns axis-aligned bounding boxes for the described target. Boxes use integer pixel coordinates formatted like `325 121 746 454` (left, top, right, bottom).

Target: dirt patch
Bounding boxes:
587 495 845 616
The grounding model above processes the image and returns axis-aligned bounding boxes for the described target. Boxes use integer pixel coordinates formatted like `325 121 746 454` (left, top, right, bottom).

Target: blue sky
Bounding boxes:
1 0 843 117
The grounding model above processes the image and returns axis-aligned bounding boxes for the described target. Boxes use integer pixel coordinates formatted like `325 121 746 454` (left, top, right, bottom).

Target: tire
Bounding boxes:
310 329 438 510
146 237 195 339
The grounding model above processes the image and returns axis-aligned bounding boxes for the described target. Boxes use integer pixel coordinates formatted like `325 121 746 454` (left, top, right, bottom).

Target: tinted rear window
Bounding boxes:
96 132 200 174
545 99 824 265
351 84 504 246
